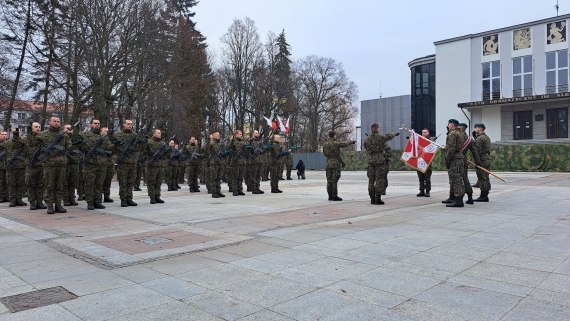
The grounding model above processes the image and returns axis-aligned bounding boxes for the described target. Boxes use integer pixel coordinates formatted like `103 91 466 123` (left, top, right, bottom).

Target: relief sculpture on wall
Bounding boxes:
547 21 566 44
513 28 531 50
483 34 499 56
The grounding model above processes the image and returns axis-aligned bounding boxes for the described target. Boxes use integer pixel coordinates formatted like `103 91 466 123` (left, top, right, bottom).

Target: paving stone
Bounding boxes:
447 274 533 297
349 267 441 297
382 262 454 281
554 257 570 275
307 236 372 251
0 285 37 298
141 254 220 275
252 248 325 267
0 304 81 321
272 267 339 287
270 289 365 320
461 262 550 287
272 231 333 243
399 252 479 273
291 244 345 257
230 258 288 273
195 250 246 263
319 300 388 321
295 257 376 280
32 271 134 296
109 301 223 320
218 242 285 257
484 251 566 272
536 273 570 294
423 244 499 261
528 288 570 308
111 265 167 283
325 280 408 308
177 263 262 289
390 299 490 321
142 276 208 299
235 309 294 321
185 291 263 321
501 297 570 321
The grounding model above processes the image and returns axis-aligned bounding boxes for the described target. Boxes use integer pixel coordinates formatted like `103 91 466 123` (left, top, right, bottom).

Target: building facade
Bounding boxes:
360 95 410 150
409 55 436 137
434 15 570 144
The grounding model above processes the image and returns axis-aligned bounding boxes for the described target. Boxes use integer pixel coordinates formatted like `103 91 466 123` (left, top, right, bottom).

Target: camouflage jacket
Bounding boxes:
146 137 170 167
25 132 43 167
3 137 26 169
445 128 466 162
113 129 141 164
323 138 355 169
248 137 265 165
475 133 491 161
79 129 114 165
37 127 73 167
461 132 481 164
363 132 398 165
284 152 294 166
0 141 5 169
205 139 222 165
267 140 289 164
182 143 203 166
227 137 251 166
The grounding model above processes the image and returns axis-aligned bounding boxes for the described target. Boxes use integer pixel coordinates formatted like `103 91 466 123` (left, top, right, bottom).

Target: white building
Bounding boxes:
435 15 570 144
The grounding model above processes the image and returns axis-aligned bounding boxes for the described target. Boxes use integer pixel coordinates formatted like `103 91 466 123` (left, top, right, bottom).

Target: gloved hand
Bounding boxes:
112 140 125 145
394 132 400 136
472 131 477 138
72 140 85 145
445 161 450 169
246 145 253 149
137 137 148 143
475 162 482 168
351 141 356 144
164 147 171 153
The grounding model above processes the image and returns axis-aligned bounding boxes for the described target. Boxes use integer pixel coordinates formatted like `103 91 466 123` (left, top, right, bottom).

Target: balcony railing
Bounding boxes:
482 91 501 101
512 88 533 97
545 84 569 94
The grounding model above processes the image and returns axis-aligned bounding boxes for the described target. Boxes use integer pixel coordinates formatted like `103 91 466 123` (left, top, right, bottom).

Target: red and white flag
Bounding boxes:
263 116 277 129
284 116 290 135
400 130 440 173
277 116 286 133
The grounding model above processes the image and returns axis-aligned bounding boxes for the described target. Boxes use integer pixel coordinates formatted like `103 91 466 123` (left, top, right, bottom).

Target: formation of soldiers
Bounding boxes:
0 118 296 214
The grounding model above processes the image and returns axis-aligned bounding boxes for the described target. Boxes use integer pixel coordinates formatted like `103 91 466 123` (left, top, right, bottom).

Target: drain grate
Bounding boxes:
0 286 77 313
137 237 171 245
55 216 76 220
307 213 325 217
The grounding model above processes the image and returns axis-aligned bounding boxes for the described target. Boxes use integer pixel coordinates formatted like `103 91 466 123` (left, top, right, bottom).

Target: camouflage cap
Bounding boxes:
448 119 459 125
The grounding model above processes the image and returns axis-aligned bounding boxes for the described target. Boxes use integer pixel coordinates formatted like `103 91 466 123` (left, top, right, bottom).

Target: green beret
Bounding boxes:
474 123 486 128
458 123 468 128
448 119 459 125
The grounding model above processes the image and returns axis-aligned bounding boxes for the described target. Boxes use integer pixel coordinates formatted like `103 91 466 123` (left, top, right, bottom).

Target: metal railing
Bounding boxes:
545 84 569 94
512 88 533 97
482 92 501 100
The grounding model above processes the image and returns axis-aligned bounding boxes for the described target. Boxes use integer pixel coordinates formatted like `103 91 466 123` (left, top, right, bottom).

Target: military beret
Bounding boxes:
474 123 486 128
458 123 468 128
448 119 459 125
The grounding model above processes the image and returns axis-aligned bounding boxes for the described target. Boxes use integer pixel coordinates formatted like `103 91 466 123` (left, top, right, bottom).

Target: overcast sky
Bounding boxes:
193 0 565 103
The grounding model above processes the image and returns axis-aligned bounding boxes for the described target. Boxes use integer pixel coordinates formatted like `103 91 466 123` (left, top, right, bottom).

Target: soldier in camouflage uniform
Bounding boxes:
267 134 290 193
205 132 226 198
363 124 398 204
78 119 113 210
145 129 171 204
323 131 355 201
227 130 251 196
37 117 73 214
474 124 491 202
452 123 481 205
62 123 81 207
100 127 116 202
261 151 270 181
165 140 179 191
444 119 466 207
248 130 266 194
113 119 144 207
25 123 47 210
181 137 202 193
284 149 294 180
0 131 8 203
133 158 143 191
77 163 85 200
4 128 27 207
416 128 435 198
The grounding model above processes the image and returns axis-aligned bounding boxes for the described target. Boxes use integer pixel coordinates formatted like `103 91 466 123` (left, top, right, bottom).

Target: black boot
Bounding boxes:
247 186 252 192
69 199 78 206
472 182 480 188
212 191 219 198
474 191 489 202
218 190 225 197
167 186 173 191
417 189 425 197
271 188 280 193
9 201 16 207
425 190 430 197
442 193 454 204
0 196 5 203
103 196 114 203
233 191 239 196
370 195 375 204
127 199 137 206
466 193 474 205
16 199 27 206
287 177 292 180
94 202 106 209
189 187 195 193
77 194 84 201
150 197 156 204
381 191 386 195
328 193 333 201
257 188 264 194
47 201 55 214
252 189 260 194
87 202 95 210
121 200 128 207
238 190 245 196
446 195 464 207
207 189 212 194
332 195 342 201
63 200 71 206
55 203 67 213
36 201 47 209
133 186 142 191
375 196 384 205
155 197 165 203
30 202 37 210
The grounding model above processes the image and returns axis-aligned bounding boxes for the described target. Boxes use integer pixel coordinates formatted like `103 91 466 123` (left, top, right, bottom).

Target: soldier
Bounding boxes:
113 119 143 207
363 124 398 204
0 130 7 203
284 148 294 180
182 137 202 193
227 130 250 196
77 162 85 200
267 134 290 193
452 123 482 205
37 117 73 214
133 157 143 191
444 119 466 207
62 123 81 207
145 129 170 204
323 131 355 201
78 119 113 210
474 123 492 202
248 130 266 194
205 132 226 198
100 127 116 203
416 128 435 198
4 128 27 207
25 122 47 210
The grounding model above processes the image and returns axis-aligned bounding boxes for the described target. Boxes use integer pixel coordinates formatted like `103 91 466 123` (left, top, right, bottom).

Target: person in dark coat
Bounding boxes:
296 160 306 180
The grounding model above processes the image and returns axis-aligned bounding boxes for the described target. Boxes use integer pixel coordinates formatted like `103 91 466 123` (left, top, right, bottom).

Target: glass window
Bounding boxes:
482 63 490 78
546 52 556 69
513 55 533 97
491 61 500 77
482 61 500 99
513 75 522 90
547 71 556 86
545 50 569 93
558 50 568 68
513 58 521 74
523 56 532 73
483 79 490 93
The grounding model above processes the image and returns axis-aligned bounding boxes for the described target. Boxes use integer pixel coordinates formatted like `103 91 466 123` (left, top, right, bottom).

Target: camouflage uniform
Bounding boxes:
475 132 492 199
284 152 294 179
323 138 355 199
460 132 481 202
261 152 270 181
37 127 72 209
25 132 45 208
0 141 6 202
182 143 202 192
102 154 115 200
205 139 224 197
267 140 288 192
248 137 266 193
4 137 27 205
77 163 85 199
363 132 398 203
63 131 81 205
227 137 251 195
145 136 170 201
79 129 113 207
445 128 466 204
416 136 436 195
166 149 181 190
114 129 143 202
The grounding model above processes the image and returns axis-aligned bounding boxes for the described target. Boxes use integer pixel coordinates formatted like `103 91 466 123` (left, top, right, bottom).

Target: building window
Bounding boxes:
547 108 568 138
513 111 533 140
482 61 500 100
545 49 568 93
17 113 26 120
513 56 532 97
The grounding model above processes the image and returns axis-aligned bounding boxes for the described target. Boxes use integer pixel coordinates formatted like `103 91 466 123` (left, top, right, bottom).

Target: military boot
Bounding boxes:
425 189 431 197
150 197 156 204
133 186 142 191
69 199 78 206
238 190 245 196
446 195 464 207
466 193 474 205
252 189 260 194
328 193 333 201
55 202 67 213
127 199 137 206
271 188 280 193
233 191 239 196
332 195 343 201
77 194 85 201
287 177 293 180
167 186 173 191
370 195 375 204
189 187 195 193
417 189 425 197
93 202 106 209
36 201 47 209
9 200 16 207
121 200 128 207
47 201 55 214
474 191 489 202
217 190 226 197
63 200 71 206
212 191 219 198
155 197 165 203
442 193 454 204
87 202 95 210
16 199 27 206
247 186 252 192
257 188 264 194
0 196 5 203
30 202 37 210
103 196 114 203
375 196 384 205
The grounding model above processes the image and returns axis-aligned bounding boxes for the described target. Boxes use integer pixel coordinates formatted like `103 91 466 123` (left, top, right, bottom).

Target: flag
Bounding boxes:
277 116 286 133
400 130 440 173
284 116 290 135
263 116 277 129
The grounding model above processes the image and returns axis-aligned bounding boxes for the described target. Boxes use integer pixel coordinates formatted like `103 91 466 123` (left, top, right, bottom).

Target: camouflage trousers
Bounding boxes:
117 163 137 201
447 158 465 197
83 163 105 204
280 163 285 179
103 162 115 197
247 163 262 190
209 164 221 192
286 164 293 179
186 165 199 189
77 163 85 195
244 163 253 188
43 165 66 203
367 164 388 198
7 168 26 201
26 166 44 204
462 165 473 195
224 164 233 191
476 158 491 192
146 166 164 198
261 164 269 180
231 164 246 192
135 162 143 188
0 169 7 199
63 163 79 202
326 166 342 195
165 165 178 187
417 167 432 191
178 165 186 183
270 163 281 188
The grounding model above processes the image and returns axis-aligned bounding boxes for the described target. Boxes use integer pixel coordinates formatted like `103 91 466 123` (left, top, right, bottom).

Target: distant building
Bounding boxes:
360 95 410 150
409 54 436 137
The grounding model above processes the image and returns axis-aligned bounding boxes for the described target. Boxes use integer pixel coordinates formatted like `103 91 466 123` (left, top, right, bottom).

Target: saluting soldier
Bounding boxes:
323 131 356 201
227 130 250 196
25 123 47 210
0 130 8 203
444 119 466 207
182 137 202 193
416 128 435 198
474 123 492 202
4 128 27 207
284 148 294 180
363 123 399 204
100 127 116 203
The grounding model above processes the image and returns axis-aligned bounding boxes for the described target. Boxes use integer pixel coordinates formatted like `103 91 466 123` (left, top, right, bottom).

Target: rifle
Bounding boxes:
148 135 176 166
82 126 116 164
38 120 81 162
0 151 6 161
251 136 270 160
117 126 146 163
65 150 82 159
28 142 43 166
233 137 253 162
215 138 228 162
5 147 25 170
273 146 284 164
189 145 200 163
167 145 182 165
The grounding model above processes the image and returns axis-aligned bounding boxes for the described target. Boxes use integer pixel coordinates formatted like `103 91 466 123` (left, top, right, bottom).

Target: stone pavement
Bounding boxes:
1 171 569 320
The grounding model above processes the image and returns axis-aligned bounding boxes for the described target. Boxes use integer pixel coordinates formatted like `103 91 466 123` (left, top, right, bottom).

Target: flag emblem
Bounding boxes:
400 130 440 173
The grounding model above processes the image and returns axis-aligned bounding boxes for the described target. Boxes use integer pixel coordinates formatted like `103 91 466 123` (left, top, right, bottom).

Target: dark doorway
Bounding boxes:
547 108 568 138
514 110 533 140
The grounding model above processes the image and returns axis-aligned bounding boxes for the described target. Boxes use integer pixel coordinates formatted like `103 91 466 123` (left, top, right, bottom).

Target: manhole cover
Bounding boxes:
137 237 171 245
307 213 326 217
0 286 77 313
55 216 76 220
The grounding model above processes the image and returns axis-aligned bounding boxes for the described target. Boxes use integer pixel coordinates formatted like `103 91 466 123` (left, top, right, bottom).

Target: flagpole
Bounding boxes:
399 125 445 149
466 160 508 182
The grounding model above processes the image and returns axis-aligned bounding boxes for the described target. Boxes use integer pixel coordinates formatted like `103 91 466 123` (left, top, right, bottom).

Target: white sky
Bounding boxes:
193 0 565 103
